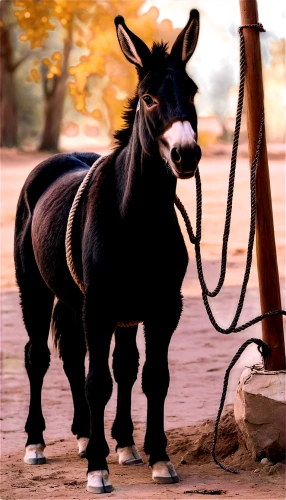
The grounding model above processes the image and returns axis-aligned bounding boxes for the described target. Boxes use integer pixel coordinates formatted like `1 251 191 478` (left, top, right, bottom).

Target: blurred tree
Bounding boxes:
14 0 178 151
38 32 72 151
0 1 30 147
0 3 16 147
16 69 44 149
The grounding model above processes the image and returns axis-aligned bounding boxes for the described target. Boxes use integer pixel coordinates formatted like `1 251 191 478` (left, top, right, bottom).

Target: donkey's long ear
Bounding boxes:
115 16 151 69
170 9 199 65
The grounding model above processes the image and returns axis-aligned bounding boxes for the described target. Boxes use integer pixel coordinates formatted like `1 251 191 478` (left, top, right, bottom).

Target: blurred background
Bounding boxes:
0 0 285 152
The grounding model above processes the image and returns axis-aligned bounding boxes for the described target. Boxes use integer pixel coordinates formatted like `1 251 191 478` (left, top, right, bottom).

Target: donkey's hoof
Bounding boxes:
152 461 179 484
118 445 143 465
87 470 113 494
24 444 46 465
77 437 89 458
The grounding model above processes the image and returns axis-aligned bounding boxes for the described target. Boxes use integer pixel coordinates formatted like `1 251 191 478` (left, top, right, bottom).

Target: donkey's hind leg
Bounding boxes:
19 271 54 464
111 325 143 465
52 300 90 457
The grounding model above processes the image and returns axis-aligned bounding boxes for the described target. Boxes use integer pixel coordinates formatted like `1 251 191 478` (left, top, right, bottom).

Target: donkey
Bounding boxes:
14 10 201 493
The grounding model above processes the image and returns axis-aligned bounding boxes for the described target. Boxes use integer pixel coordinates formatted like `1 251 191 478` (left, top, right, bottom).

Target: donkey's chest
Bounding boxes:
114 231 188 292
113 245 187 325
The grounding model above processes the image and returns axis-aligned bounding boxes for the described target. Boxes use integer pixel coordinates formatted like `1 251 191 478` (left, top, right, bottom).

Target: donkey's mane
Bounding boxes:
150 41 169 64
113 41 169 150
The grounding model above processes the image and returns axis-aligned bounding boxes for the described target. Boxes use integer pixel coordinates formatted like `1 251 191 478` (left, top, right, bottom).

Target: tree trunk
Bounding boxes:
39 27 72 152
39 73 67 152
0 64 18 148
0 8 18 148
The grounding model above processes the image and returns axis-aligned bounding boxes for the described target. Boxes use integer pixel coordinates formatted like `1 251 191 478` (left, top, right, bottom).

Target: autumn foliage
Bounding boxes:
1 0 159 151
3 2 284 150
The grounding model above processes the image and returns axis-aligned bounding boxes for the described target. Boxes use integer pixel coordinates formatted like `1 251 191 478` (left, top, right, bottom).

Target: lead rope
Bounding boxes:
175 23 286 474
176 23 285 334
211 338 270 474
175 22 285 336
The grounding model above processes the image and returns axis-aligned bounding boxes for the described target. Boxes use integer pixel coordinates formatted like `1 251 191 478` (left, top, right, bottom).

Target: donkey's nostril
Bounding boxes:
195 145 202 163
171 147 181 164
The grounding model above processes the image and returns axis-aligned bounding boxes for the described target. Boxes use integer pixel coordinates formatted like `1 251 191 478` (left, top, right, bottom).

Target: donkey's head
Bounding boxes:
115 10 201 179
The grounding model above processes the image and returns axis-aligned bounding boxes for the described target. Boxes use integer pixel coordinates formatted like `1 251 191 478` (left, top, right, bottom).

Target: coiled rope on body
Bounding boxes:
65 155 106 294
65 22 285 473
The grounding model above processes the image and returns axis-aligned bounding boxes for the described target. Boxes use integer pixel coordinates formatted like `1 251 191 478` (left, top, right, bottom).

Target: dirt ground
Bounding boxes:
1 145 285 499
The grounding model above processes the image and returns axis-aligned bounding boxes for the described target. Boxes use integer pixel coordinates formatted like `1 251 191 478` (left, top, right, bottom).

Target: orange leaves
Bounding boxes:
14 0 79 49
26 61 41 83
41 50 63 80
14 0 176 139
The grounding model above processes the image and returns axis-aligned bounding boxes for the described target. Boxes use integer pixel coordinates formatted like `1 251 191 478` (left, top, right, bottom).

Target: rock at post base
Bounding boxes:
234 366 286 463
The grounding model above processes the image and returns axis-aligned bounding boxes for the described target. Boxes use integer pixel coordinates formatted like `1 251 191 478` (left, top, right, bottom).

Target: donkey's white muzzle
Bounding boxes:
159 120 201 178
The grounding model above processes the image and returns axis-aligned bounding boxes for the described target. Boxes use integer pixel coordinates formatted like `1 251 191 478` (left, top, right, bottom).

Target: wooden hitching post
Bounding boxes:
239 0 286 370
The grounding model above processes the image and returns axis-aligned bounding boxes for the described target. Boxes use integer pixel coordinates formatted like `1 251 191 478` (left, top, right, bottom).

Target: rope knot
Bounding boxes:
238 23 266 35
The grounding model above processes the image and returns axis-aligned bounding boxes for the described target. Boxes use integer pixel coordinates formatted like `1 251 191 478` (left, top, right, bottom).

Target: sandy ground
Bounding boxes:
1 146 285 499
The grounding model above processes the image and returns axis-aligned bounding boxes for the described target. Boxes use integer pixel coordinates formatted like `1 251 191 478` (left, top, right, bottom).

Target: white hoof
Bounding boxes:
87 470 113 494
118 445 143 465
24 444 46 465
77 437 89 458
152 461 179 484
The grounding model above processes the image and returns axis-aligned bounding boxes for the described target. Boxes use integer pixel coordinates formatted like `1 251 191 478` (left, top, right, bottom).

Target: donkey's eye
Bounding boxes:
143 95 156 107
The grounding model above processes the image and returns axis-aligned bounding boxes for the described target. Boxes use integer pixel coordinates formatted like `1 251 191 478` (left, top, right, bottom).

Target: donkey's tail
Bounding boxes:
51 299 64 356
51 299 84 358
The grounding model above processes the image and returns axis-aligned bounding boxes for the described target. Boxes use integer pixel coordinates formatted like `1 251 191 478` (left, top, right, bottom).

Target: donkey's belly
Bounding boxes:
117 319 143 327
114 261 155 325
113 238 186 326
115 289 145 327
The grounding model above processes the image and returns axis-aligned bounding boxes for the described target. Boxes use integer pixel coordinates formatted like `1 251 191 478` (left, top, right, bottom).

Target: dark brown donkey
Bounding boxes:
14 10 201 494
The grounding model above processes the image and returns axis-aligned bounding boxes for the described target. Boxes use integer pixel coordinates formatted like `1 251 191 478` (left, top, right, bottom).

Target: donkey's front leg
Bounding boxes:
142 294 182 484
84 294 115 494
112 325 143 465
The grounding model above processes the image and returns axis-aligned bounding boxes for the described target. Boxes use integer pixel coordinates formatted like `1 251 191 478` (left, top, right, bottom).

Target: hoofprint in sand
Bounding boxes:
1 146 285 499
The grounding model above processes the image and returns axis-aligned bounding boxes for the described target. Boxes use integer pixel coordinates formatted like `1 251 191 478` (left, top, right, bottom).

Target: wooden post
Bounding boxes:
239 0 285 370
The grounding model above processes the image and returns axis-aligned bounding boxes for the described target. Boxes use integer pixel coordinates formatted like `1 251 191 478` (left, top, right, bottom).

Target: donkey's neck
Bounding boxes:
115 125 177 219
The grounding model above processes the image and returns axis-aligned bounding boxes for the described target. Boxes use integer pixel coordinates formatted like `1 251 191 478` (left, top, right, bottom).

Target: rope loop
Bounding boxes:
238 22 266 35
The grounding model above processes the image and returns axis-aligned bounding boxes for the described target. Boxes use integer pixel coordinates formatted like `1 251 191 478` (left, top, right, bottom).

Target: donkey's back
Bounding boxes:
14 152 99 288
15 152 98 225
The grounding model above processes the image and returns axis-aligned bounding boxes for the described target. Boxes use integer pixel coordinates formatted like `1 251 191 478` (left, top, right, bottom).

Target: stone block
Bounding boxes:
234 366 286 463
